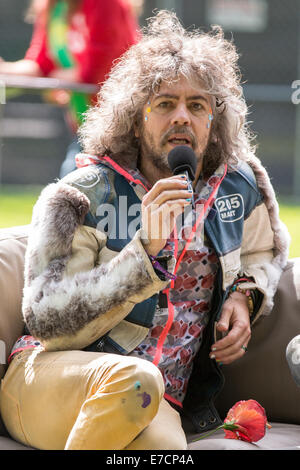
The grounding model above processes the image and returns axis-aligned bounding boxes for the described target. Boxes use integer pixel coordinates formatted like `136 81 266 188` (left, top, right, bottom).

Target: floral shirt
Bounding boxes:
129 165 226 405
130 243 219 405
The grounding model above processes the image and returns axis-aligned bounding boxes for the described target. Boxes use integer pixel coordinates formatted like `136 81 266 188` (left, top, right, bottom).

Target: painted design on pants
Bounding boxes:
134 381 141 390
137 392 151 408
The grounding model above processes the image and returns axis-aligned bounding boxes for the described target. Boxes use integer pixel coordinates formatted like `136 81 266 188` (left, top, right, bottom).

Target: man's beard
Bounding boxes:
139 132 170 173
139 125 207 174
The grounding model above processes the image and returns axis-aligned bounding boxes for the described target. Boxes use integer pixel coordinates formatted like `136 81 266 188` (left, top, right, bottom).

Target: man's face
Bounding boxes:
136 76 213 177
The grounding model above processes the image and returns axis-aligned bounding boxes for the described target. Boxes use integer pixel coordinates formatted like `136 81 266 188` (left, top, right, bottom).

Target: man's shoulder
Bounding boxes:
60 164 117 209
61 164 116 191
218 160 263 219
227 160 258 191
32 165 118 228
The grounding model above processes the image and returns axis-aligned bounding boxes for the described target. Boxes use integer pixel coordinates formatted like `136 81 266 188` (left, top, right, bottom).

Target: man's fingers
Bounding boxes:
142 177 188 205
214 319 250 349
142 198 191 241
210 327 251 364
150 188 192 207
215 300 235 334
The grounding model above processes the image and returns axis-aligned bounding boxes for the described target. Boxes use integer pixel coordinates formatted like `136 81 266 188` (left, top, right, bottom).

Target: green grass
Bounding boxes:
0 185 299 258
278 200 300 258
0 185 43 229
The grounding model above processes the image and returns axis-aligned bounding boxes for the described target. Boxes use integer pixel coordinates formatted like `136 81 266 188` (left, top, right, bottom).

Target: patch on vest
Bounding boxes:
74 170 100 188
215 194 244 222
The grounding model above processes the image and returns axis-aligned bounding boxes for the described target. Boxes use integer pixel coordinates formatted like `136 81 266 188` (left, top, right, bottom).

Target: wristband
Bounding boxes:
229 280 255 317
149 255 177 281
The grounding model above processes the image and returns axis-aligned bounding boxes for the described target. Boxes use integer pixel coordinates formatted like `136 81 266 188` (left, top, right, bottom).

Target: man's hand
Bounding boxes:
49 67 80 82
141 175 192 256
210 291 251 365
0 59 41 76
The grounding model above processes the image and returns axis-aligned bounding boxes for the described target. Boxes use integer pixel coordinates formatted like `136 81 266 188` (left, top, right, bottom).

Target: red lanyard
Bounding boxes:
102 156 227 394
152 165 227 369
102 156 150 193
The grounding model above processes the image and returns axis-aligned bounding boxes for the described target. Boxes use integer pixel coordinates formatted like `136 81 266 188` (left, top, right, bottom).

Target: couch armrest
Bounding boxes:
215 258 300 424
0 226 29 379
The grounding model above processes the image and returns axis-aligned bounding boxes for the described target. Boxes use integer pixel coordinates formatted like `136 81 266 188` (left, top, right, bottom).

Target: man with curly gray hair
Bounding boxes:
1 11 289 450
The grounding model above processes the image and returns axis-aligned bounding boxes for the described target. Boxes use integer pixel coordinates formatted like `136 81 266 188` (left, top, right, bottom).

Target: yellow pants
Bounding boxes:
0 348 187 450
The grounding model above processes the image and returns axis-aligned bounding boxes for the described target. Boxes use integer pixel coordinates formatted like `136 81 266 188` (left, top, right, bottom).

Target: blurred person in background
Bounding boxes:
0 0 141 177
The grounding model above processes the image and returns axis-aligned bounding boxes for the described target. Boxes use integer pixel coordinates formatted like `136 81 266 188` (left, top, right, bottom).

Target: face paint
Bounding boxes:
145 101 151 121
207 108 213 128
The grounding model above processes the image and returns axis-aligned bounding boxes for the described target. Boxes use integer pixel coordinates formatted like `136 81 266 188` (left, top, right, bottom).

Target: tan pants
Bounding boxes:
0 348 187 450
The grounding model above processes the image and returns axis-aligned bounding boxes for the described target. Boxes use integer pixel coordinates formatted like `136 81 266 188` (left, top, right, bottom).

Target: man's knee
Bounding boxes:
117 356 164 412
91 354 164 414
128 357 164 392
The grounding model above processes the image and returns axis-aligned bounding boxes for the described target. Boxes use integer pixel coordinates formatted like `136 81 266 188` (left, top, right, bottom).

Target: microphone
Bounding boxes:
167 145 197 207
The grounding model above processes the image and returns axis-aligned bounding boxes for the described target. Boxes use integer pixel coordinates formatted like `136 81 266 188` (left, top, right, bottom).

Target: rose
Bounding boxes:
223 399 272 442
193 399 271 443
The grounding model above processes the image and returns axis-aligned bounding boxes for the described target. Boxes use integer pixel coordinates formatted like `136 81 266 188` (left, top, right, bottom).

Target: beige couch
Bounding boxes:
0 225 299 450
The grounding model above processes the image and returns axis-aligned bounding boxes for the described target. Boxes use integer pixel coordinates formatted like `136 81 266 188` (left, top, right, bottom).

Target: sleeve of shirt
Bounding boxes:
240 201 290 324
24 13 56 76
22 181 172 352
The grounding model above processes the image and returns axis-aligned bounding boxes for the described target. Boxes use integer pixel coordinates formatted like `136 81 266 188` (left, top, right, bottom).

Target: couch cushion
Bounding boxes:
186 422 300 450
0 435 33 450
0 422 298 450
0 226 299 449
215 258 300 424
0 226 29 439
0 225 29 380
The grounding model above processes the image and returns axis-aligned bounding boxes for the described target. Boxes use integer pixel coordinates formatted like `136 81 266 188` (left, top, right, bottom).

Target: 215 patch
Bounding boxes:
215 193 244 223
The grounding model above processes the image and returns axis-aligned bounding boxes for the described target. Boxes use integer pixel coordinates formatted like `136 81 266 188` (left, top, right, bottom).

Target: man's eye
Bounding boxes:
158 101 172 109
190 103 203 111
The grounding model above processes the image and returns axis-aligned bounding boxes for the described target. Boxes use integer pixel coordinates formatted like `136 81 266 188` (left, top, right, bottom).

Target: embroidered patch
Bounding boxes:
215 193 244 223
74 170 100 188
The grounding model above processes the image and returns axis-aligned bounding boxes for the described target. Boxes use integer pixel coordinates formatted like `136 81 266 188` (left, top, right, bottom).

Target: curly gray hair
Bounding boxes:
79 10 256 176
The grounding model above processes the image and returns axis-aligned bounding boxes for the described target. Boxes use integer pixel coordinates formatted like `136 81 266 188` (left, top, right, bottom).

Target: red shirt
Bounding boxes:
25 0 140 85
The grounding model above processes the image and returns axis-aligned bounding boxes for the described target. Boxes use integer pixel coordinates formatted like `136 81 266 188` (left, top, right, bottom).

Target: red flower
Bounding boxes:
223 399 271 442
192 399 271 444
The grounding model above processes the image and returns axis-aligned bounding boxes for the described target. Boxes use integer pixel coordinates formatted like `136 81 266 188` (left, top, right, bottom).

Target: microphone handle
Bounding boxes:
182 170 195 209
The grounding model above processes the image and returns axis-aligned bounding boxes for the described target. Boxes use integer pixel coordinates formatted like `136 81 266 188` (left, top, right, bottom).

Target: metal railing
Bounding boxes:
0 75 299 196
0 74 99 185
0 73 99 95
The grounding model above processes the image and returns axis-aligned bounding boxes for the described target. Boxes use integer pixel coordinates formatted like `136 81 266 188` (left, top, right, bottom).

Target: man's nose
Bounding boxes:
170 104 191 126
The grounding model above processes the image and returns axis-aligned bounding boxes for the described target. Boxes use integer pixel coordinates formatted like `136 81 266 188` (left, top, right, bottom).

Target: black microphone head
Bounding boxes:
167 146 197 181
